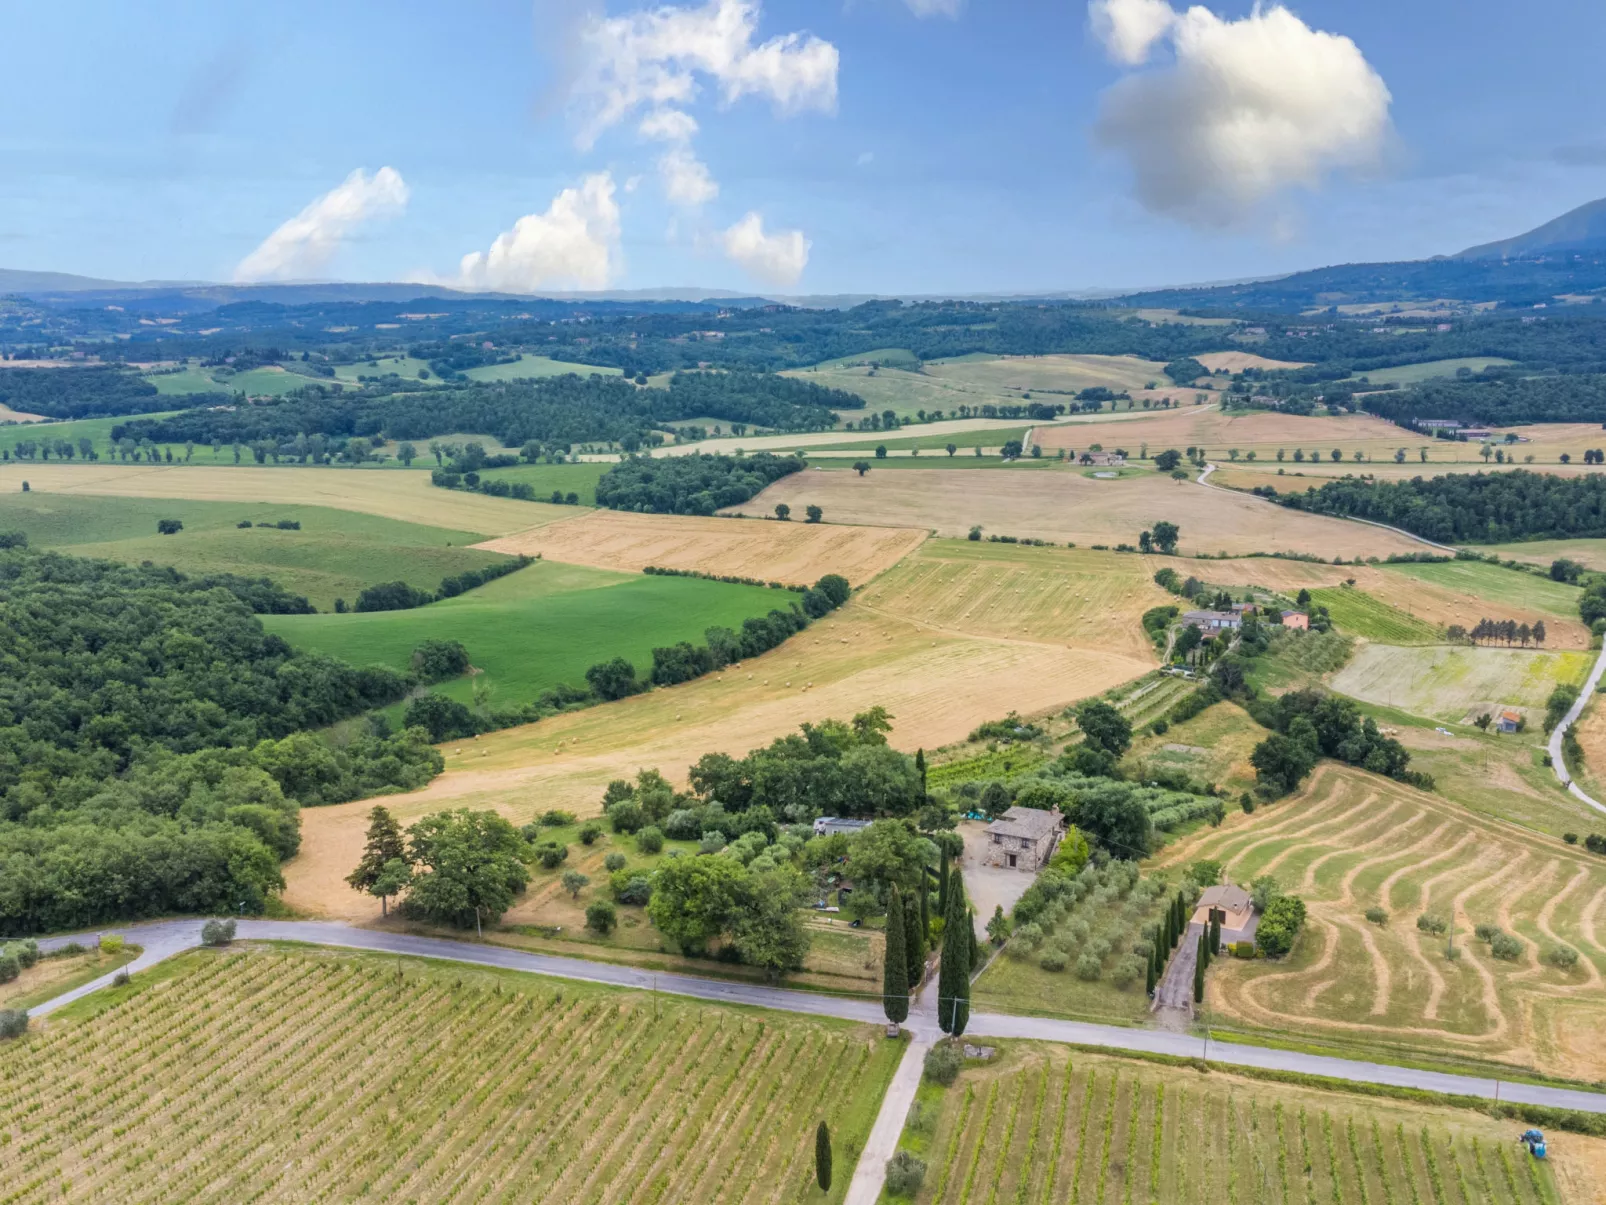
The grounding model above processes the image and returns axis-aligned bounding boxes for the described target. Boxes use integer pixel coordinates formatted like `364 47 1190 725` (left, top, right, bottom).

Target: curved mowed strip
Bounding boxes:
1157 764 1606 1079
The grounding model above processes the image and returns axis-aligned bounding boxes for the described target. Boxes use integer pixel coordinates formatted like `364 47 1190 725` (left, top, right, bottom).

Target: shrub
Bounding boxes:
1548 944 1581 969
1232 941 1256 958
1564 832 1579 845
923 1042 963 1086
0 1010 27 1040
1490 933 1524 961
99 935 124 954
200 919 236 946
604 852 628 872
585 900 618 934
156 518 183 535
1013 922 1043 950
1474 923 1501 943
1112 954 1147 988
699 831 728 854
1039 951 1068 973
0 953 18 984
1415 913 1448 936
608 800 646 834
617 875 653 906
561 870 590 899
578 822 603 845
1255 895 1306 958
410 638 471 682
112 969 131 987
637 826 665 854
885 1150 928 1197
535 842 568 870
1365 907 1389 926
540 809 577 827
1075 953 1103 981
664 809 703 840
6 940 37 970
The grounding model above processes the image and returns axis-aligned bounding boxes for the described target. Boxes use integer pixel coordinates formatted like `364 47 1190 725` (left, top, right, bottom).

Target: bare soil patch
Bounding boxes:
734 466 1423 559
1195 351 1311 372
0 403 45 422
476 509 926 587
1 464 552 534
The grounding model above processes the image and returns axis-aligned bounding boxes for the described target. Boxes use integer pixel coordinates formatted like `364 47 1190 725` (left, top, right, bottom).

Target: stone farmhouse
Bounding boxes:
983 806 1062 871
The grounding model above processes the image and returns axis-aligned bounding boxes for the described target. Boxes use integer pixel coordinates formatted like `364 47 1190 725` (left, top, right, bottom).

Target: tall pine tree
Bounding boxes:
904 892 925 989
346 805 407 915
815 1121 832 1191
938 869 971 1036
884 886 910 1027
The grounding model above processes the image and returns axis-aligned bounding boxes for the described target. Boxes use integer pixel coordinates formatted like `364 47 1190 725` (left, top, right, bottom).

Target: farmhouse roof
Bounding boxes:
1196 884 1252 914
1500 709 1523 723
1281 610 1305 619
985 806 1058 841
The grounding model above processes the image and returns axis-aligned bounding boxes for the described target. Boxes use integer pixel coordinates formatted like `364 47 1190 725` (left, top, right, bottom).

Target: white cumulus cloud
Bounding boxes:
1091 1 1392 227
721 212 809 287
570 0 838 150
1089 0 1174 65
234 167 408 282
659 146 720 206
453 173 622 293
903 0 964 17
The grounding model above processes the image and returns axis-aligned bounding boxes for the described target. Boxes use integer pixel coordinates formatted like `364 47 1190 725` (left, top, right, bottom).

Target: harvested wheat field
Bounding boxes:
1569 696 1606 802
858 539 1171 661
476 508 926 586
287 603 1152 920
1028 408 1406 456
1194 350 1311 373
1 945 900 1205
736 466 1424 559
1485 538 1606 572
0 463 553 534
1158 764 1606 1079
897 1043 1576 1205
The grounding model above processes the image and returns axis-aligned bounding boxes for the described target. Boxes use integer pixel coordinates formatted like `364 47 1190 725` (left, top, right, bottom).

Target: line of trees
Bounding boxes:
595 452 806 515
1447 618 1548 646
353 555 533 613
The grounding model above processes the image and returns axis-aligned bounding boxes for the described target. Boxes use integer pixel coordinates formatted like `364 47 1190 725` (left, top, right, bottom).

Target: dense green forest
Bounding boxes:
0 546 441 933
0 367 205 420
595 452 805 515
111 371 857 453
1268 470 1606 543
1360 371 1606 426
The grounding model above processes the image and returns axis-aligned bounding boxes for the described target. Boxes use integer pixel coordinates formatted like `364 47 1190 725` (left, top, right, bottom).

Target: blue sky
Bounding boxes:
6 0 1606 295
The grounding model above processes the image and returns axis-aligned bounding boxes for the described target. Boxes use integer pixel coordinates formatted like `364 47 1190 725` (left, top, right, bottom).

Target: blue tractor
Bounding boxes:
1519 1129 1547 1159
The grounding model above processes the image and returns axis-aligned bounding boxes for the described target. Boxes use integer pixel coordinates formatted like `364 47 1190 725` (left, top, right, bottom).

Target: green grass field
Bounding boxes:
1381 559 1583 619
0 493 504 610
476 461 610 505
1355 357 1516 387
264 561 788 704
1309 586 1443 643
808 347 921 371
145 366 228 394
463 354 623 382
2 944 901 1205
332 354 435 383
0 413 181 458
207 366 320 396
889 1043 1560 1205
1330 641 1591 724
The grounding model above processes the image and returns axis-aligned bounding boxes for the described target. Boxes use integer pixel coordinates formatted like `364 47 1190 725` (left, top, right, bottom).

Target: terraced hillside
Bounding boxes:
1159 764 1606 1080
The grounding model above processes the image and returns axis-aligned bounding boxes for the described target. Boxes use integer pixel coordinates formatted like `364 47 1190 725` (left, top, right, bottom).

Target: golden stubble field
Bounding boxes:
476 508 927 587
1158 764 1606 1080
735 466 1427 558
287 602 1154 920
1028 408 1409 457
0 463 555 533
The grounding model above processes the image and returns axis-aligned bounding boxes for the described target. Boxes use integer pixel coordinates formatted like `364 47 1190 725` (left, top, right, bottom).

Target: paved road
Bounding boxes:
29 917 1606 1118
1152 922 1200 1014
844 1032 930 1205
1548 637 1606 816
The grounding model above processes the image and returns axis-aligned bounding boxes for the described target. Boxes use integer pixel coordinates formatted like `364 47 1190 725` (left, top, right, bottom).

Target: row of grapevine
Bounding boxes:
0 948 899 1205
908 1048 1558 1205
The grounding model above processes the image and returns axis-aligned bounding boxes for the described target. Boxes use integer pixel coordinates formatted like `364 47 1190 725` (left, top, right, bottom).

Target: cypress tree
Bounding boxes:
1209 916 1221 957
904 891 925 988
938 847 951 920
884 887 910 1026
1145 948 1157 995
815 1121 832 1191
919 876 931 941
1201 926 1212 970
1193 933 1206 1004
1162 904 1174 953
938 869 971 1036
915 747 928 797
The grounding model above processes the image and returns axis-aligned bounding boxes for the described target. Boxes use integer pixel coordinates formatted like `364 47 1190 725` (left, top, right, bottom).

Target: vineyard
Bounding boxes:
1157 764 1606 1080
0 946 901 1205
895 1045 1566 1204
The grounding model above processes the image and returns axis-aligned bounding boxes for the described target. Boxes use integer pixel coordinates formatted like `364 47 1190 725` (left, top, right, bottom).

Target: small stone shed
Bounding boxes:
1191 884 1257 944
983 806 1061 872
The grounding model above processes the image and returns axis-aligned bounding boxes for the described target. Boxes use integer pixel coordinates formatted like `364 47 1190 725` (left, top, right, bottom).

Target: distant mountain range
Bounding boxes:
8 196 1606 316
